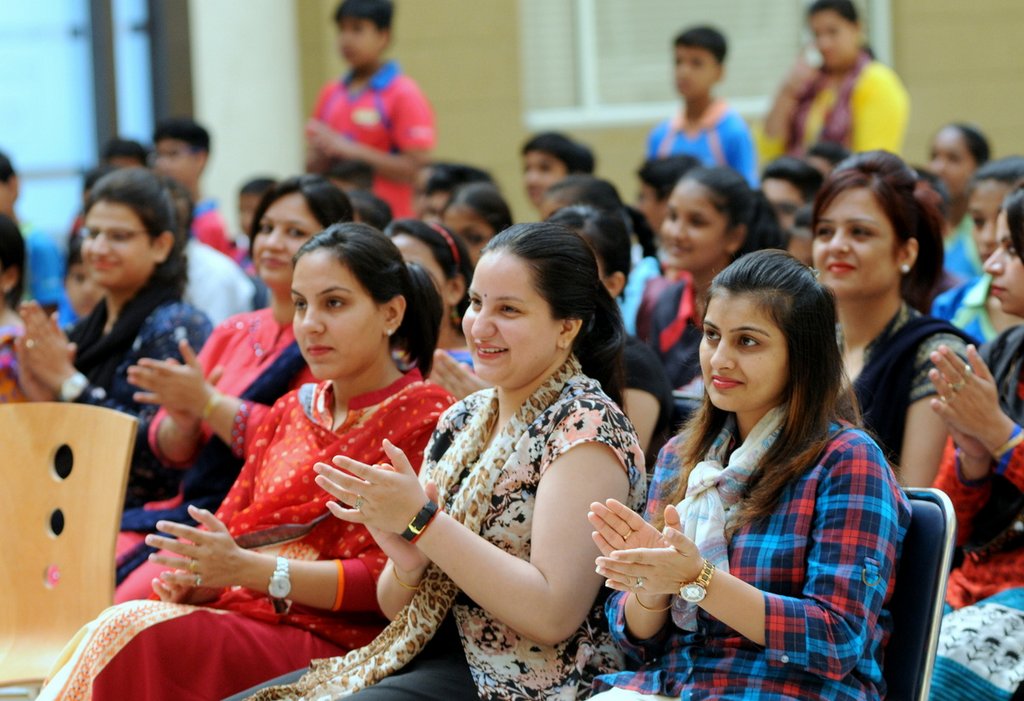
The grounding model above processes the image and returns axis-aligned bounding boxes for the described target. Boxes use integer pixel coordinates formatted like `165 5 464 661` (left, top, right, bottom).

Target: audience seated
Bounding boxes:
521 131 595 213
233 222 644 700
590 250 909 700
16 168 211 509
347 187 394 230
412 161 494 222
114 175 352 596
38 224 454 701
928 185 1024 700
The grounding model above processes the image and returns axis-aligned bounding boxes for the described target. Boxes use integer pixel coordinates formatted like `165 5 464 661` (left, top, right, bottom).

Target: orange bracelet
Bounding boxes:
331 559 345 611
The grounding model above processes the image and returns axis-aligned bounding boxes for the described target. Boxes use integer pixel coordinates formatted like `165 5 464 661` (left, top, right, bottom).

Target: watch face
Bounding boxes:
680 583 706 603
268 574 290 598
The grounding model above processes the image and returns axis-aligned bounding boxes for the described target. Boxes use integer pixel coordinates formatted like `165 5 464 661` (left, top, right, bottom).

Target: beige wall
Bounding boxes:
294 0 1024 223
892 0 1024 163
189 0 305 235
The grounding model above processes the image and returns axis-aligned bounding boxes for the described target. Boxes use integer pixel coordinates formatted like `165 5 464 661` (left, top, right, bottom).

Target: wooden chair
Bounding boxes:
0 402 137 692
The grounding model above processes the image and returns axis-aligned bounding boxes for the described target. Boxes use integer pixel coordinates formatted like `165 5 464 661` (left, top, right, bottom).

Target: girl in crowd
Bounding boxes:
928 185 1024 701
40 224 454 701
441 182 513 265
0 213 25 403
648 166 784 394
590 250 909 700
548 204 675 458
385 218 473 365
16 167 211 508
932 157 1024 343
242 222 645 700
813 150 970 486
928 123 991 280
761 0 909 160
114 175 352 594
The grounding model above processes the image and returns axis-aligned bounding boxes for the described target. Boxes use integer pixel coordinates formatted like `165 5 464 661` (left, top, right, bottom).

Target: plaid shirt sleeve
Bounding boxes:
761 429 908 679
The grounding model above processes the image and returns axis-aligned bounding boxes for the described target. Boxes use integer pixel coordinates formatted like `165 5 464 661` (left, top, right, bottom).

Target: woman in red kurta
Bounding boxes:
114 175 352 596
40 223 453 701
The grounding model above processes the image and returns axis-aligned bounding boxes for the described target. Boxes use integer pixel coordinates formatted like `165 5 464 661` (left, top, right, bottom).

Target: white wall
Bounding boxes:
188 0 305 235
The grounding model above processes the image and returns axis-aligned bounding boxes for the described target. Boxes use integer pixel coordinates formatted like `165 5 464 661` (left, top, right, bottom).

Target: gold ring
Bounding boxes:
188 559 199 573
950 380 965 393
25 338 35 349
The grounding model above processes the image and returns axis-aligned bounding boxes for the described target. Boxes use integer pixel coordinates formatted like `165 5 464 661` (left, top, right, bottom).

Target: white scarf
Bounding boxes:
672 406 786 630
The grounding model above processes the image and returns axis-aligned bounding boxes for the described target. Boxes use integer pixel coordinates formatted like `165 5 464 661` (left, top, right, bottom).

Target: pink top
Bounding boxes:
313 61 436 218
148 307 314 467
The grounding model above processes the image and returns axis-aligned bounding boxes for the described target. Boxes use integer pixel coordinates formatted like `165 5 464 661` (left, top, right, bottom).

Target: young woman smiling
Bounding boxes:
240 222 646 700
812 151 970 486
16 167 211 508
589 250 908 701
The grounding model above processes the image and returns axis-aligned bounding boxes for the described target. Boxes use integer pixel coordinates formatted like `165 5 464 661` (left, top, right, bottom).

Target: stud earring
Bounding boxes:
900 264 911 274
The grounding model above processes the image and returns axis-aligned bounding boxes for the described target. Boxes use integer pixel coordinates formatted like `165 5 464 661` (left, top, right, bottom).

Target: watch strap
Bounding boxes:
400 500 439 542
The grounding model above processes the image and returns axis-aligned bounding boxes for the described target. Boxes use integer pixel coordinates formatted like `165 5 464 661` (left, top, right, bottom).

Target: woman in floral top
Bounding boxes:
242 222 646 700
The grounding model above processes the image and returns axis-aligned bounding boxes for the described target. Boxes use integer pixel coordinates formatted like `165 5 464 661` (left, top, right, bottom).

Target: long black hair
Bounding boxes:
294 222 441 376
481 222 626 405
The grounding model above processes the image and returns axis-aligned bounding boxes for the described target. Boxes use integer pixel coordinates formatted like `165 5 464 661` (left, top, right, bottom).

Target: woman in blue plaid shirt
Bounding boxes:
590 249 910 700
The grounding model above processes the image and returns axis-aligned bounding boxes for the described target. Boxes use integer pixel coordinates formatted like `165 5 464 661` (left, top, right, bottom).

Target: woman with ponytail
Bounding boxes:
40 224 455 701
812 150 971 486
243 222 646 700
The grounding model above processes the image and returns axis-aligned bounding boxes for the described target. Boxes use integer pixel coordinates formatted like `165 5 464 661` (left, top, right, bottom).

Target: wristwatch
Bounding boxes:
268 556 291 613
678 558 716 603
59 372 89 402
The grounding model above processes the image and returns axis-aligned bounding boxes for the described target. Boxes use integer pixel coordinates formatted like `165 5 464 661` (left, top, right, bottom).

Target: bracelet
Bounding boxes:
991 423 1024 462
633 591 672 612
392 566 420 591
332 559 346 611
201 390 222 422
401 500 440 543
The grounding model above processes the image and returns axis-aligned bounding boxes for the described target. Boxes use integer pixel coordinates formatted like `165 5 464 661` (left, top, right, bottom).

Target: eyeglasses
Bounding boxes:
78 226 148 244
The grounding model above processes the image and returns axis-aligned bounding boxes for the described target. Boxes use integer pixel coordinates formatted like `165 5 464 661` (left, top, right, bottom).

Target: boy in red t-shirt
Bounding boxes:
306 0 435 219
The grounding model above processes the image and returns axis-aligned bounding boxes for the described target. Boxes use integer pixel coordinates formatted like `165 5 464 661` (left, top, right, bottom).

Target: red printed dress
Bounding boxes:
40 372 454 701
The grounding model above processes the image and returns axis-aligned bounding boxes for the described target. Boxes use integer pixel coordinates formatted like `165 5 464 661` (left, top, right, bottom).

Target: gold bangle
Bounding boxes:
633 591 672 612
201 390 222 422
994 427 1024 459
392 566 420 591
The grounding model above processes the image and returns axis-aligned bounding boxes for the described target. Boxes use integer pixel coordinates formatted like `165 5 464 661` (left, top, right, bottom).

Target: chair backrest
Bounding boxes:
883 487 957 701
0 402 137 686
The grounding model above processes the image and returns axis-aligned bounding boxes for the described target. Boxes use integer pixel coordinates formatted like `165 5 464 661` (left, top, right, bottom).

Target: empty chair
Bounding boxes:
0 402 136 690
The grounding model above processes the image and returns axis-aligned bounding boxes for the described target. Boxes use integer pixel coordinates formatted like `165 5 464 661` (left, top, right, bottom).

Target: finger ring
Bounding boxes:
965 363 973 375
354 496 365 511
635 577 645 590
188 559 198 573
195 574 202 587
950 379 966 393
25 338 35 349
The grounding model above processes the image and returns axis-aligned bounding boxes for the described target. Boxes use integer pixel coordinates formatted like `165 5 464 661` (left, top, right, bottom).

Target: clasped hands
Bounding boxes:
314 439 438 573
589 499 702 601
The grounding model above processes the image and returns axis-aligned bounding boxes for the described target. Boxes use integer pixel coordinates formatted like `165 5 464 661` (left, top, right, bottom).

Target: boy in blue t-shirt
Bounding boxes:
646 26 758 187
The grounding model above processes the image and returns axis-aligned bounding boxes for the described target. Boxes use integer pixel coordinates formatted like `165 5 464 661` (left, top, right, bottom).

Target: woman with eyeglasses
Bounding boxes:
16 167 211 510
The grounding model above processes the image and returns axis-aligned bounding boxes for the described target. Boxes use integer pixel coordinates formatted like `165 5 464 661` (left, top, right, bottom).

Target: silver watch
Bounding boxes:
59 372 89 402
268 556 291 613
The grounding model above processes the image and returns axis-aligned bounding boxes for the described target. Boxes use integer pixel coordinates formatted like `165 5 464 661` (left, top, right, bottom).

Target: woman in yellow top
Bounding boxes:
761 0 909 161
